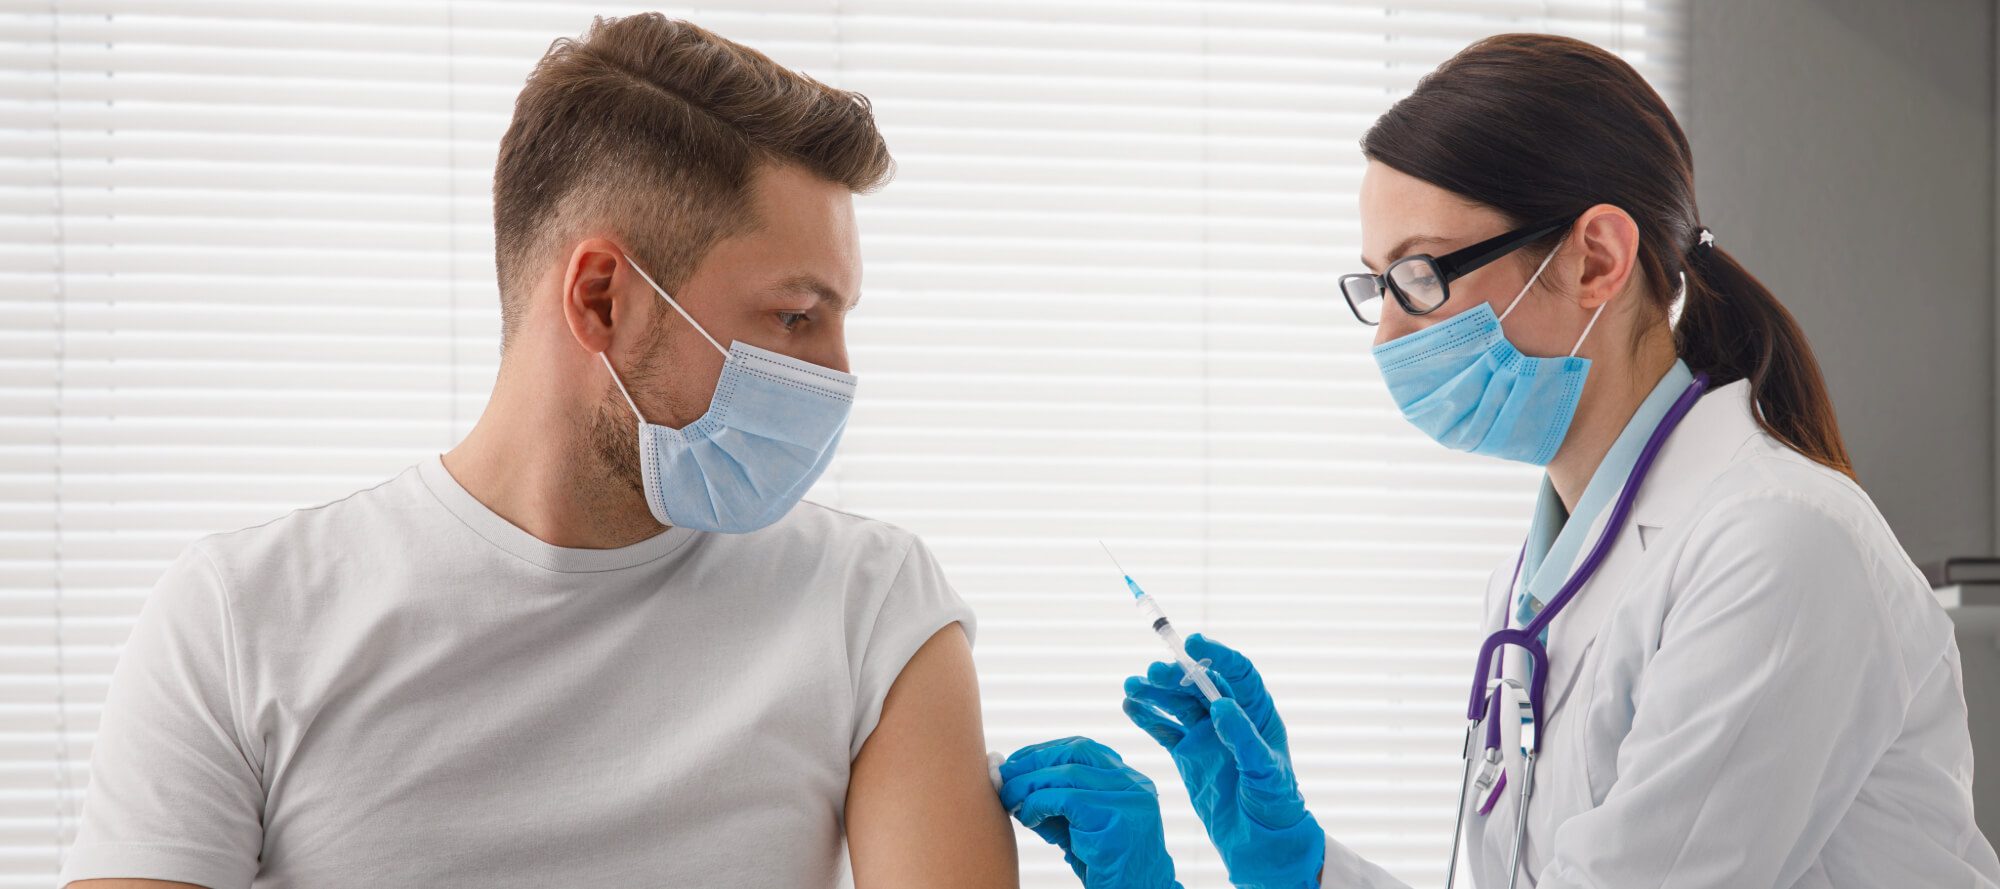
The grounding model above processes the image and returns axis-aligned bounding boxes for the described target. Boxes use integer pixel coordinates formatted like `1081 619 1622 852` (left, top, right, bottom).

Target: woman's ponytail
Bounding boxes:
1679 237 1855 479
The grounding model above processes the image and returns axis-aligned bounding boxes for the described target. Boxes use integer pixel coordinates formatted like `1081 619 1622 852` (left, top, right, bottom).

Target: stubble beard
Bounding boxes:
579 320 674 529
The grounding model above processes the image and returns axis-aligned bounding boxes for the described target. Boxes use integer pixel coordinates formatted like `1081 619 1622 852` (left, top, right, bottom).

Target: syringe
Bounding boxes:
1100 541 1223 703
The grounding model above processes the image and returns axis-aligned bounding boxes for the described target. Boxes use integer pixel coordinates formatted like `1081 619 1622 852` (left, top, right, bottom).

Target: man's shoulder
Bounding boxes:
189 463 427 577
762 499 924 558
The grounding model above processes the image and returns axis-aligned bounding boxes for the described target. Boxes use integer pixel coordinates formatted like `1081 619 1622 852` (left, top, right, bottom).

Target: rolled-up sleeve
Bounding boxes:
844 534 977 761
61 543 264 889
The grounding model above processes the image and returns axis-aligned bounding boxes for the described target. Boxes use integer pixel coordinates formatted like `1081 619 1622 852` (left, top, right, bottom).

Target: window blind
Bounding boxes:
1 2 1686 886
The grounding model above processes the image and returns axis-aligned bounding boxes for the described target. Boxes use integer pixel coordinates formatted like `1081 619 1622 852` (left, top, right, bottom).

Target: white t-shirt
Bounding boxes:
60 455 975 889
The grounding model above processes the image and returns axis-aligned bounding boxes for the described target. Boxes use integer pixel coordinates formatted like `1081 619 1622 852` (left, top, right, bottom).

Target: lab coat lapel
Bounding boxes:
1538 499 1627 721
1539 379 1762 721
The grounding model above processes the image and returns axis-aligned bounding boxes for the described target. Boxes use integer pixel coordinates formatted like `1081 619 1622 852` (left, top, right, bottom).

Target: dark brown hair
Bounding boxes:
1361 33 1854 479
491 14 894 349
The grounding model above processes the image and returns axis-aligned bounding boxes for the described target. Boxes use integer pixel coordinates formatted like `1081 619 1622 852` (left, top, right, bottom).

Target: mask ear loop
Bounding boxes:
1496 238 1567 324
1567 301 1607 358
599 352 646 424
621 253 730 358
1492 236 1605 359
597 252 736 425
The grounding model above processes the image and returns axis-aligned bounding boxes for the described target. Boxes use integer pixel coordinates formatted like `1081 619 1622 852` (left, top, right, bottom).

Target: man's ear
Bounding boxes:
560 237 630 356
1569 204 1642 311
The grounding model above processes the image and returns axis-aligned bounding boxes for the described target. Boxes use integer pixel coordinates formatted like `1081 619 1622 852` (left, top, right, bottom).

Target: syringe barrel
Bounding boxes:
1134 593 1170 629
1133 593 1222 702
1159 636 1223 703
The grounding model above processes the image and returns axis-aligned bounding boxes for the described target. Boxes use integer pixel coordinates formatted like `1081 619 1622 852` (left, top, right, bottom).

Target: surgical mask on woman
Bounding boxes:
1370 240 1605 466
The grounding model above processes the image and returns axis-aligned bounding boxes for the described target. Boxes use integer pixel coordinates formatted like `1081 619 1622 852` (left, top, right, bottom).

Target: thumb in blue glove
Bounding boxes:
1209 697 1314 834
1124 635 1325 889
999 737 1183 889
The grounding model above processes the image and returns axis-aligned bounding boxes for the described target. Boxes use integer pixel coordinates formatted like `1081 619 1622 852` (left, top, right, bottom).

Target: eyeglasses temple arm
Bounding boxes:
1434 217 1573 281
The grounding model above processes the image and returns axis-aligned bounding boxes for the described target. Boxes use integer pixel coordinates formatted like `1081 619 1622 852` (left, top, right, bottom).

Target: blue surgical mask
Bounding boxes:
1369 241 1604 466
599 256 856 533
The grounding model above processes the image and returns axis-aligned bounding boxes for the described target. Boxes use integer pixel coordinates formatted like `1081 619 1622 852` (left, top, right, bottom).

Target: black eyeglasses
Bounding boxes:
1339 216 1578 326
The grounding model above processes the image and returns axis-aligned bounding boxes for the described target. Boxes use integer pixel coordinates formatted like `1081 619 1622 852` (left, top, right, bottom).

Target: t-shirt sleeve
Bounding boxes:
61 543 264 889
845 534 977 760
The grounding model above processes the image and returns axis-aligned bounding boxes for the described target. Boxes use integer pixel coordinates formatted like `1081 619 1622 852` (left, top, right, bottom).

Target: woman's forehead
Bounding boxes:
1358 162 1511 264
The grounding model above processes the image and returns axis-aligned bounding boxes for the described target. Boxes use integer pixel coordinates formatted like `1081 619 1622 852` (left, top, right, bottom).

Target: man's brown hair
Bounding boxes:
491 14 894 349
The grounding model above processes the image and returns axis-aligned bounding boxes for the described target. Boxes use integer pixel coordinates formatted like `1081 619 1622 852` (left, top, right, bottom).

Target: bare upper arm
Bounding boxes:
846 622 1017 889
68 881 211 889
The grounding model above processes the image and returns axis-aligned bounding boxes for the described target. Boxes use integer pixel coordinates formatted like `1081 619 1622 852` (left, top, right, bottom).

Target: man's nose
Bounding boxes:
799 332 849 374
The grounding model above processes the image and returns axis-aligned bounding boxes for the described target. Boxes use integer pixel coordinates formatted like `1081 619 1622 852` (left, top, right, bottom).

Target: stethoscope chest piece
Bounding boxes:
1470 678 1535 818
1448 677 1538 889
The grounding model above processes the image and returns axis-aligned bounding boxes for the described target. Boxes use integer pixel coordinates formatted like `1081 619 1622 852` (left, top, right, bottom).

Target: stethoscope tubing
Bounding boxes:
1444 372 1710 889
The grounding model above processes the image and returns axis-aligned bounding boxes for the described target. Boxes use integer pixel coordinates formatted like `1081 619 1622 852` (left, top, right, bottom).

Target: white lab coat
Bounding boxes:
1322 380 2000 888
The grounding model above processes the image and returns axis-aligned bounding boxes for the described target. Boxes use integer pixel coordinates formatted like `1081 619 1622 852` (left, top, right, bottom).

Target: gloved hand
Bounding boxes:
1124 633 1324 889
999 736 1184 889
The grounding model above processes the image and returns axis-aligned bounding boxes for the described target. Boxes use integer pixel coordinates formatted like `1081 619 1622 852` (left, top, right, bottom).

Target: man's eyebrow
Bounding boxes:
770 274 857 310
1360 234 1453 273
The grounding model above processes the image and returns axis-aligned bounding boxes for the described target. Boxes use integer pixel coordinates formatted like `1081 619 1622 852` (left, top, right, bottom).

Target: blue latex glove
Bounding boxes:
1123 633 1324 889
999 736 1184 889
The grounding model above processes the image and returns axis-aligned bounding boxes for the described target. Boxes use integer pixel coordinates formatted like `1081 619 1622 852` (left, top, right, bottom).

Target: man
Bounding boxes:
60 14 1017 888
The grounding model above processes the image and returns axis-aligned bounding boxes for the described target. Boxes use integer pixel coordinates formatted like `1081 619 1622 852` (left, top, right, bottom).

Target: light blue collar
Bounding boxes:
1517 359 1694 626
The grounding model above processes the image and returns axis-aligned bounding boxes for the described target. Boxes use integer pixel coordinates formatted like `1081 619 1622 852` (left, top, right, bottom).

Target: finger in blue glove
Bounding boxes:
1124 640 1325 889
1001 763 1156 817
998 737 1185 889
1209 698 1307 826
1001 736 1127 785
1184 634 1284 739
1123 674 1214 727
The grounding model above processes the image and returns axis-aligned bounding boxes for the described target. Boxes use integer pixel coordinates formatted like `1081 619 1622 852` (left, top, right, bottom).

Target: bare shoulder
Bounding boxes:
847 624 1018 888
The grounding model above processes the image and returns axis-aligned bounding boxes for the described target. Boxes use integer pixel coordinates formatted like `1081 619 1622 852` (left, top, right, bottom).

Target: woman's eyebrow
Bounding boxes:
1361 234 1453 273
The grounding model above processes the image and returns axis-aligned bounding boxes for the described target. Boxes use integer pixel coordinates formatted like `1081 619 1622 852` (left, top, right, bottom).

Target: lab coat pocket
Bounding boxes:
1572 640 1630 810
1548 641 1604 819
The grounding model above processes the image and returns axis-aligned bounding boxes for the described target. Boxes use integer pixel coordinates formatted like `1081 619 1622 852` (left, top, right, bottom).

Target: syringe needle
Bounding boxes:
1099 541 1223 703
1098 540 1128 577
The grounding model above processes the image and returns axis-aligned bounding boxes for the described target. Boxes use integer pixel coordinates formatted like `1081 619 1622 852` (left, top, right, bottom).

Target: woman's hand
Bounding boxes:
1124 634 1325 889
999 737 1183 889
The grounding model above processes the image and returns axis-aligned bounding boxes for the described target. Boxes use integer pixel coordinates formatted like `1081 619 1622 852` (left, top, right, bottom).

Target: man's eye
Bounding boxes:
778 312 808 330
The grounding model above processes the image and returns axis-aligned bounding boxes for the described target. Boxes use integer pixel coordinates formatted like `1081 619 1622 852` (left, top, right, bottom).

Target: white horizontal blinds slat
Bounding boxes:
3 1 1686 886
4 4 68 880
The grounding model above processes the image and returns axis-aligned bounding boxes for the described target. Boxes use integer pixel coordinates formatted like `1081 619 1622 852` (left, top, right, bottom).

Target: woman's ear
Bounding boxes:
1569 204 1642 310
561 237 628 356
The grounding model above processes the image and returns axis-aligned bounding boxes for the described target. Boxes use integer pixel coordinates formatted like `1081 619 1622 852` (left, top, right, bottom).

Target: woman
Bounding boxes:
999 34 2000 889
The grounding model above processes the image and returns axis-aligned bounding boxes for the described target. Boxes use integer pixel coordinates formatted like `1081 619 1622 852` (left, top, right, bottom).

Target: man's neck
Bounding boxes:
442 363 668 550
1544 348 1678 513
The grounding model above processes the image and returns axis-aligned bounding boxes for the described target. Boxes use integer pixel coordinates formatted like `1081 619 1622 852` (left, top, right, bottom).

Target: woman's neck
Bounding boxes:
1545 347 1679 513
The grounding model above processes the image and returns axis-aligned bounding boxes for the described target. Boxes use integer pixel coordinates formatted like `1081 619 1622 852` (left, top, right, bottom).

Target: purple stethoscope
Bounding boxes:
1444 372 1709 889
